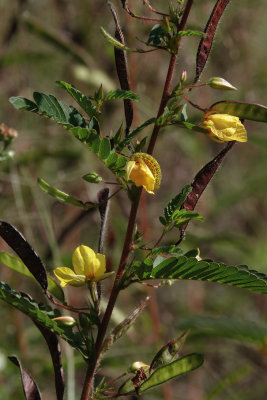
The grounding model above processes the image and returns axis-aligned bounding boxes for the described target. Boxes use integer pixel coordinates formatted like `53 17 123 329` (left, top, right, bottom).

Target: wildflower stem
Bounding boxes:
80 2 195 398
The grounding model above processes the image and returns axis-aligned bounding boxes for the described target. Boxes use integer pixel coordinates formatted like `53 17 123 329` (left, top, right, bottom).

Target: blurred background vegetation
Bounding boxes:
0 0 266 399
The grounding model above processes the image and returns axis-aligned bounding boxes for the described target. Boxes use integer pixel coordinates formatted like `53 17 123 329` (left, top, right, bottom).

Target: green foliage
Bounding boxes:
150 330 189 371
37 178 91 209
177 315 267 345
70 127 127 175
150 245 183 256
56 80 96 118
177 30 205 38
116 118 156 152
133 252 267 295
138 354 204 393
105 89 139 101
9 93 86 129
160 185 192 225
0 281 87 357
82 173 103 183
0 252 64 302
147 24 164 46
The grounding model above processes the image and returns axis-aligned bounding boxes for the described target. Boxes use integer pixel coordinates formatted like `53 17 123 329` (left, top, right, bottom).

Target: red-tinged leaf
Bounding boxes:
150 330 190 373
195 0 231 82
108 1 133 133
34 322 64 400
210 101 267 123
9 356 42 400
0 221 47 291
178 142 234 243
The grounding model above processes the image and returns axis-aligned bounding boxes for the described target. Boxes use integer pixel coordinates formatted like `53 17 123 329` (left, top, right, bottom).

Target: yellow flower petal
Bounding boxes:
126 160 136 182
94 271 115 282
126 153 161 194
95 253 106 276
72 245 107 281
72 245 97 276
202 113 247 143
54 267 86 287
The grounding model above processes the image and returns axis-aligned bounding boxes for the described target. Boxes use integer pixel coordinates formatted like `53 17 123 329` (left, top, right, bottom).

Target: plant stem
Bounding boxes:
80 1 195 397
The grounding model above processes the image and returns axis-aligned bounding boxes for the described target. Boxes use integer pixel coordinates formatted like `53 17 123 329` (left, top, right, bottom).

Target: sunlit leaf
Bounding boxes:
0 221 47 291
138 354 204 393
0 252 64 302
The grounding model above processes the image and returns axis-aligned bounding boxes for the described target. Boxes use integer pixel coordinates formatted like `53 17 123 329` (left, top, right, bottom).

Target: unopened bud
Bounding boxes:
206 77 237 91
180 70 187 83
82 173 103 183
128 361 150 373
53 316 76 326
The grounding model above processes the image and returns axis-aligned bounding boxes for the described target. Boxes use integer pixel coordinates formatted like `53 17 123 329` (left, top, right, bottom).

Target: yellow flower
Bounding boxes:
201 112 247 143
54 245 113 287
126 153 161 194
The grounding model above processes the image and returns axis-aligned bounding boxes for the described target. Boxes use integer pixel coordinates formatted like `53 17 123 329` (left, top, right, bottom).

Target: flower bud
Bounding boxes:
128 361 150 373
180 70 187 83
52 316 76 326
82 173 103 183
206 77 237 91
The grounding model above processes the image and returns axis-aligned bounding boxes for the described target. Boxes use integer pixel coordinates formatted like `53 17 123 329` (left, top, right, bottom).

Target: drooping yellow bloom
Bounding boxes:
54 245 113 287
126 153 161 194
201 112 247 143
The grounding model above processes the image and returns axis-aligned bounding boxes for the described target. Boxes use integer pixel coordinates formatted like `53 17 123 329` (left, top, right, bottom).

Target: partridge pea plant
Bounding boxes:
1 1 267 399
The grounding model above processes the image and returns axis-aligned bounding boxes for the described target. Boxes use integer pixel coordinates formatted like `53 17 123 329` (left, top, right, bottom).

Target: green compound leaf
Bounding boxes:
161 185 192 225
105 89 139 102
150 246 183 256
98 137 111 160
9 93 86 129
172 209 204 228
178 30 205 38
0 252 64 302
100 27 131 52
37 178 90 209
147 24 164 46
0 281 87 357
56 80 96 118
9 96 37 111
134 253 267 295
210 101 267 123
69 127 126 175
116 117 156 152
169 120 208 133
138 353 204 394
177 315 267 346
